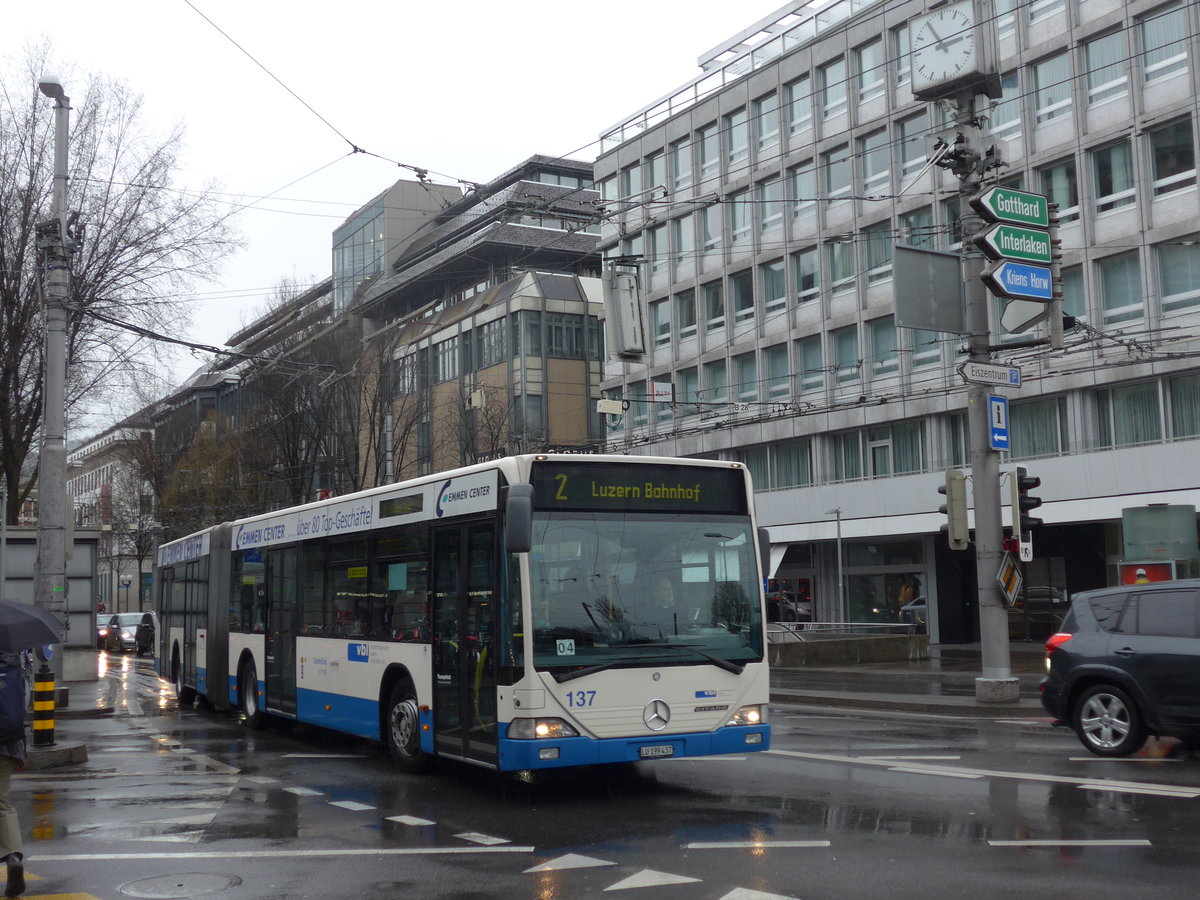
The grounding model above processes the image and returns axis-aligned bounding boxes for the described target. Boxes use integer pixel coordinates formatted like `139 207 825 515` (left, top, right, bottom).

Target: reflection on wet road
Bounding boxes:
13 658 1200 899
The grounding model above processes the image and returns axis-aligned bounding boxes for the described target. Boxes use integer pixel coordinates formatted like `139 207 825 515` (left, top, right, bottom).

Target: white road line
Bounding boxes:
1078 783 1200 798
387 815 436 826
767 748 1200 796
604 868 701 890
685 840 830 849
868 755 961 761
283 787 323 796
32 847 536 861
989 839 1152 847
283 753 367 759
887 766 983 779
1068 757 1184 763
455 832 510 846
328 800 375 811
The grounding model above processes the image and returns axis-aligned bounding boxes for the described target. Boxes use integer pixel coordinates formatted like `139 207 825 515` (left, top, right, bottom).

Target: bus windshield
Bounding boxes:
528 511 762 673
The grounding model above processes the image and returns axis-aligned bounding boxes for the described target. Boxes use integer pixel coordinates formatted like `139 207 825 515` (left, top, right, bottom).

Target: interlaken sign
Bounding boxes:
971 187 1054 303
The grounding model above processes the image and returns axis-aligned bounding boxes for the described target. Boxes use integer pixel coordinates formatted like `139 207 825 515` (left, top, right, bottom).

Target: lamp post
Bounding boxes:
826 507 844 622
120 577 132 612
35 74 72 674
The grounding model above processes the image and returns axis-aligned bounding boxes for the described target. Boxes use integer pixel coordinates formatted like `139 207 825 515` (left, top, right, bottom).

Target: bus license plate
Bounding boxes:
640 744 674 759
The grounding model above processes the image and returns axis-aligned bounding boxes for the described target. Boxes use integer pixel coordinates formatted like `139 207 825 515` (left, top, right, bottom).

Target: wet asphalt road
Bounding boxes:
14 653 1200 900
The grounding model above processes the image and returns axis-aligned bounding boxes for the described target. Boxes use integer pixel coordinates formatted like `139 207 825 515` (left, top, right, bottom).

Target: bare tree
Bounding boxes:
0 44 239 523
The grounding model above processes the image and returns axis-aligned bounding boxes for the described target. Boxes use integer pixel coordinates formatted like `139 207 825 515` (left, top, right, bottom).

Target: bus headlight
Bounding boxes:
725 705 765 726
508 717 581 740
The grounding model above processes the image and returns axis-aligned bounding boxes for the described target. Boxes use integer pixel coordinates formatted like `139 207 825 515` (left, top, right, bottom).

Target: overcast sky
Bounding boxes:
4 0 790 385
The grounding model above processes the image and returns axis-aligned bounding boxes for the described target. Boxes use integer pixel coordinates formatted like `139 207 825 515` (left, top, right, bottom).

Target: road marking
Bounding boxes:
1068 757 1184 763
604 868 701 891
34 847 536 861
989 839 1151 847
719 889 802 900
685 841 830 849
1078 783 1200 798
455 832 509 845
387 815 436 826
142 814 217 826
283 753 367 759
328 800 375 811
525 853 615 872
869 755 961 761
887 766 982 779
284 787 323 796
767 749 1200 796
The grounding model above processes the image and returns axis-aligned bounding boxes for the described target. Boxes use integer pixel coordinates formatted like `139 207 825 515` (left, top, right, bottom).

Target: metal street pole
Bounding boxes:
36 75 72 677
826 508 844 622
952 89 1016 703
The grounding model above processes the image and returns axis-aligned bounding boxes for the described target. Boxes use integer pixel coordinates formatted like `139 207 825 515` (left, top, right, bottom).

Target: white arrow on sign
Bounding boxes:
1001 298 1050 334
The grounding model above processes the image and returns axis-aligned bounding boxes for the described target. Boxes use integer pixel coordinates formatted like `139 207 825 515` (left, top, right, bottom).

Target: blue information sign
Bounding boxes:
989 395 1010 451
984 260 1054 301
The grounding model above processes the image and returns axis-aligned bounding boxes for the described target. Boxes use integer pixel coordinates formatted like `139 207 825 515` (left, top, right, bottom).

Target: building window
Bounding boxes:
754 93 780 153
1011 397 1065 458
864 222 893 283
790 161 816 217
725 108 749 168
678 366 700 414
676 289 697 339
621 163 642 200
629 380 648 427
647 224 667 286
899 112 928 180
1098 251 1142 324
869 316 898 375
435 337 459 383
940 196 962 249
774 439 813 488
702 204 722 256
823 145 851 202
1061 265 1087 321
761 260 786 315
859 130 890 196
988 71 1022 141
1170 373 1200 437
672 213 695 268
995 0 1017 39
1158 240 1200 312
1149 118 1196 196
698 124 719 179
473 318 507 369
900 207 934 249
1092 141 1135 213
1098 382 1162 447
907 328 941 368
1034 53 1072 124
765 344 789 399
828 240 855 292
735 352 758 404
757 176 783 235
1141 2 1189 82
1085 31 1128 105
704 281 725 331
871 421 923 475
1028 0 1064 24
819 58 847 119
833 431 864 481
672 139 691 190
645 153 665 193
786 75 812 134
792 247 819 304
731 270 755 322
892 23 910 87
796 336 824 393
1039 158 1079 224
703 359 728 404
855 39 885 104
728 190 751 245
832 325 860 384
517 394 544 438
546 313 584 359
651 299 671 347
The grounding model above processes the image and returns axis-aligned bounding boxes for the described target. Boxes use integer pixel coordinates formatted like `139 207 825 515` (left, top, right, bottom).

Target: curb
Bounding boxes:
770 691 1049 718
24 740 88 770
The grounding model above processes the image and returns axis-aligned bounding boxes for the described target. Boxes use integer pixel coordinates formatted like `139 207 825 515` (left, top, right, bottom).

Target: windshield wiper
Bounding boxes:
550 645 745 683
656 643 745 675
552 656 646 684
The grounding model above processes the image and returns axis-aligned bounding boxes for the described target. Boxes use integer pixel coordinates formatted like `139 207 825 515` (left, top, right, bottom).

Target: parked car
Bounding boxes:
899 596 927 631
1041 579 1200 756
765 591 812 623
103 612 150 654
135 611 159 657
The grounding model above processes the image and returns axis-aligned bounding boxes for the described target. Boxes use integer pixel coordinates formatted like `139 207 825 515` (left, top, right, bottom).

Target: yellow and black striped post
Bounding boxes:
33 662 55 747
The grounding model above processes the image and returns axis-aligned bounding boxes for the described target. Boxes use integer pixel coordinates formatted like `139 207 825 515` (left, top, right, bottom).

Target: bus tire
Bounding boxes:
385 680 427 773
172 648 196 706
239 659 265 729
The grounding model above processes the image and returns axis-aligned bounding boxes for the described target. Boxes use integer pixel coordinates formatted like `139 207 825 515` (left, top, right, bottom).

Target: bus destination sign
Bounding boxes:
530 462 748 515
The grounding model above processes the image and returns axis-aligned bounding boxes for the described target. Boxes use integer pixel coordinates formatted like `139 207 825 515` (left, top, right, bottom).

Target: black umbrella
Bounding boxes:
0 600 62 653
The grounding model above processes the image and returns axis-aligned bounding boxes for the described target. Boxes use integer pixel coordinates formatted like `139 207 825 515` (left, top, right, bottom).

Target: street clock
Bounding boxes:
910 1 1000 100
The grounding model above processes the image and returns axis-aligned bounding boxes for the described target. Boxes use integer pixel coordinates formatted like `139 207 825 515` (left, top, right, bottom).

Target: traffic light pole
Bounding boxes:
953 89 1018 703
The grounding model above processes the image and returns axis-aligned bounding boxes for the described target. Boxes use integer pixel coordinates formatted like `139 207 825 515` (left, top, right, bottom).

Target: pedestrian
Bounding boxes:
1134 567 1150 584
0 651 25 898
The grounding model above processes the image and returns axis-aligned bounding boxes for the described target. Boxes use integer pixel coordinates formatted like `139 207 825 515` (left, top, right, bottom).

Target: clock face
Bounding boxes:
911 1 979 95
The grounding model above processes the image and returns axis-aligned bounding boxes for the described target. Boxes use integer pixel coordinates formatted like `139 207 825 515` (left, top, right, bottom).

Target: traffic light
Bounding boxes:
939 468 969 551
1010 466 1043 558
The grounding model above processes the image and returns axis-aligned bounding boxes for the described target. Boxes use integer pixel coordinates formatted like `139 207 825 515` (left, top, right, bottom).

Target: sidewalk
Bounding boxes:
24 674 115 770
769 642 1050 717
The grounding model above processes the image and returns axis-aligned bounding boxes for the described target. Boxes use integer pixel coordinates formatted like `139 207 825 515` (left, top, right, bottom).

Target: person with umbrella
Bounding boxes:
0 599 62 898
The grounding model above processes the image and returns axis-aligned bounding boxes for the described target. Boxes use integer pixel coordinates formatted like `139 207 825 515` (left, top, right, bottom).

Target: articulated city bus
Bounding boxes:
154 454 771 771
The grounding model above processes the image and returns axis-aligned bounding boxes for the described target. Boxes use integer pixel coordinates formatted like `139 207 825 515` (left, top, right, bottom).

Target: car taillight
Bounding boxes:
1044 631 1072 671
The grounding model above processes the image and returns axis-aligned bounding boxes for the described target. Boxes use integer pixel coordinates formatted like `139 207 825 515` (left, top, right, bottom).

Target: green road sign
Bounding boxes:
970 187 1049 227
975 222 1052 263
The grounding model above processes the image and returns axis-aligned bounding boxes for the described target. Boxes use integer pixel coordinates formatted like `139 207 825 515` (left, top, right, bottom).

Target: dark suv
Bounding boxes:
1041 580 1200 756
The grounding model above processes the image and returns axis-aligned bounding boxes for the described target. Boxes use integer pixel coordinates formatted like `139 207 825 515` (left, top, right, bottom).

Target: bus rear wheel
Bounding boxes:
386 681 427 772
239 660 265 729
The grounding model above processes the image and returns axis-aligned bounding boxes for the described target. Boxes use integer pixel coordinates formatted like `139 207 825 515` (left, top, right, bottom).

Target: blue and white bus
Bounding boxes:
155 454 771 772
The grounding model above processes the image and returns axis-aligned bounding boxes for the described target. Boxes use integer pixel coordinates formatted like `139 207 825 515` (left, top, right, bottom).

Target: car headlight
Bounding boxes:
725 705 766 726
507 717 581 740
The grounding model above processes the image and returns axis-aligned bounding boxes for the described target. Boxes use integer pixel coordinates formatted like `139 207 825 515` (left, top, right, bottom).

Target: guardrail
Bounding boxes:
767 621 925 642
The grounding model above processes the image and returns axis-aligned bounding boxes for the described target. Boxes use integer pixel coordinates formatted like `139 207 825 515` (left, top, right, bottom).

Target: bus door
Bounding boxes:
431 521 498 765
266 546 299 716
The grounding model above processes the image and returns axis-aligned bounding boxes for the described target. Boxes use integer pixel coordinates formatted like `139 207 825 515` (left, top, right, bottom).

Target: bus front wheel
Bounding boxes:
239 660 265 729
172 649 196 706
386 681 427 773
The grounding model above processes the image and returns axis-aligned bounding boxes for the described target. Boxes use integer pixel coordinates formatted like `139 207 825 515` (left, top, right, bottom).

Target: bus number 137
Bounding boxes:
565 690 596 707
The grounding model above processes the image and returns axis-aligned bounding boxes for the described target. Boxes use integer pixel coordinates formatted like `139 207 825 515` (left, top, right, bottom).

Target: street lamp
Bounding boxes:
120 577 132 612
826 508 844 622
35 74 72 675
